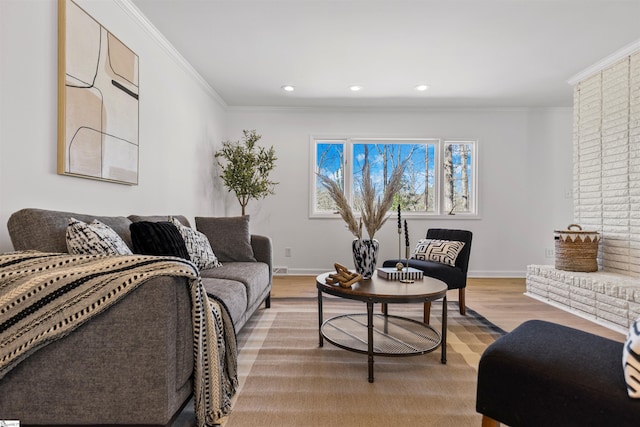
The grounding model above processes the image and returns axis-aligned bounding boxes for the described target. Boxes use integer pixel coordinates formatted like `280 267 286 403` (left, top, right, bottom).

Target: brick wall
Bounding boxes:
573 50 640 276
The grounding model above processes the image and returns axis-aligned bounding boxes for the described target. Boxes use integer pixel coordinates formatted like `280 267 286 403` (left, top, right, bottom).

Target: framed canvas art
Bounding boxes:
58 0 139 185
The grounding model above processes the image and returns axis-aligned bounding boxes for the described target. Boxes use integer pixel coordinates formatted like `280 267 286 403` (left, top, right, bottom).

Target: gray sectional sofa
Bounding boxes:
0 208 272 426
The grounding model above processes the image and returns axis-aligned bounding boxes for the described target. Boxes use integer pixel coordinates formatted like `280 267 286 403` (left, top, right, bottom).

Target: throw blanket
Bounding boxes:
0 251 237 426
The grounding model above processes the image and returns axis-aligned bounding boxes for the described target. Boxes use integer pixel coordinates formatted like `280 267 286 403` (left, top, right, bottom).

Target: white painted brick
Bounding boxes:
597 292 629 307
629 301 640 321
571 299 597 315
597 309 629 328
549 293 570 306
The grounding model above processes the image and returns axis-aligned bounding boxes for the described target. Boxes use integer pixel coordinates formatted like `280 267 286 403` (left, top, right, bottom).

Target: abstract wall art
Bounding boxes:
58 0 139 185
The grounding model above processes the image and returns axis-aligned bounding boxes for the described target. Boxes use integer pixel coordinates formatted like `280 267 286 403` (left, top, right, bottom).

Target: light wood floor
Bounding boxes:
272 276 625 342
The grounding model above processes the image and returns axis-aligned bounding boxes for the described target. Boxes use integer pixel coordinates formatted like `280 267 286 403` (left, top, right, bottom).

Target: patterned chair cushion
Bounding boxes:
411 239 465 267
66 217 132 256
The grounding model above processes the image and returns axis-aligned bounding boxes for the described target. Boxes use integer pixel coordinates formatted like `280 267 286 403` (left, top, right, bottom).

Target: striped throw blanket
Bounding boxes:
0 251 237 426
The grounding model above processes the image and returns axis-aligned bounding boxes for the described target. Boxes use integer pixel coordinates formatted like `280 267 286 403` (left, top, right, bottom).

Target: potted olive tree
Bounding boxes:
215 130 278 215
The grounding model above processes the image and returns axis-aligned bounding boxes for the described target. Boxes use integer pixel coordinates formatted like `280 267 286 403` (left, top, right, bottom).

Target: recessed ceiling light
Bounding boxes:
415 84 430 91
281 85 295 92
349 85 363 92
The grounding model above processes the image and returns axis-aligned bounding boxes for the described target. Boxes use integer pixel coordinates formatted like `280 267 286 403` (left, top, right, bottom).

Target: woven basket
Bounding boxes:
554 224 600 272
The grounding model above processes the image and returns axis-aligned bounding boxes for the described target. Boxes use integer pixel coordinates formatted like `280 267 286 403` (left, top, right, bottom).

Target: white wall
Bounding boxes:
226 107 574 277
0 0 228 252
0 1 574 276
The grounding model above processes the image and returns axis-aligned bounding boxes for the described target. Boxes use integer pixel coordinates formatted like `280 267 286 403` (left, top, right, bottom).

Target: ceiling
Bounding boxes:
130 0 640 109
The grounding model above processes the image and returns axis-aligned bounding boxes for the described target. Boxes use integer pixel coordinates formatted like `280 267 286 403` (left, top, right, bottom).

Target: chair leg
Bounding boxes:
423 301 431 324
481 415 500 427
459 288 466 315
381 303 388 315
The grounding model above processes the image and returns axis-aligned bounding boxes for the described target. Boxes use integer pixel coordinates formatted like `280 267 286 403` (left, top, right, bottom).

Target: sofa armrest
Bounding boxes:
0 275 194 425
251 234 273 282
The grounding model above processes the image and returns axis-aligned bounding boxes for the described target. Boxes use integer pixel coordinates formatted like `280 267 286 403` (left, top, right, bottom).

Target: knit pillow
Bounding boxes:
129 221 190 260
623 318 640 398
170 216 221 269
66 217 132 255
411 239 465 267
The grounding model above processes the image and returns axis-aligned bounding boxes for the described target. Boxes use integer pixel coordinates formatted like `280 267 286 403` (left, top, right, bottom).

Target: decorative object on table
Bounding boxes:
317 158 406 278
397 204 403 263
325 263 362 288
377 267 424 281
400 219 414 283
554 224 600 272
58 0 139 185
214 129 278 215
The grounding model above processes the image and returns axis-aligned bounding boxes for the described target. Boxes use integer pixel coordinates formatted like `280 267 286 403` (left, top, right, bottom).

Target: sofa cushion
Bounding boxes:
170 217 222 270
66 217 133 256
195 216 256 262
412 239 465 267
200 262 268 309
623 318 640 397
200 277 248 328
8 208 134 253
129 221 190 260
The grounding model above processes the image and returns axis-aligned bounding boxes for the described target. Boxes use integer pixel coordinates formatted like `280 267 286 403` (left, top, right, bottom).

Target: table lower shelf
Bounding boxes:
321 313 442 356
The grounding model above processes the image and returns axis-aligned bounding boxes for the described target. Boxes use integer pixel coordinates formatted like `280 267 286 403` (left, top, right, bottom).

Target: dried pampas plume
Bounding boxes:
317 161 406 240
316 174 363 238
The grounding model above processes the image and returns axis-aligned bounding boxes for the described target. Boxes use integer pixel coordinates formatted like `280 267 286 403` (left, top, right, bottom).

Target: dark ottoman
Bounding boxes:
476 320 640 427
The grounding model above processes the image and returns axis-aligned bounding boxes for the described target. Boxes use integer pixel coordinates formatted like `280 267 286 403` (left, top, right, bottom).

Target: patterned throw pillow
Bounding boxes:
170 216 221 269
66 217 133 256
411 239 465 267
623 318 640 398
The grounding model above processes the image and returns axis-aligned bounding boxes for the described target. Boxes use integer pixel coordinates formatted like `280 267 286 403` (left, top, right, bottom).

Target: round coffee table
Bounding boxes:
316 272 448 382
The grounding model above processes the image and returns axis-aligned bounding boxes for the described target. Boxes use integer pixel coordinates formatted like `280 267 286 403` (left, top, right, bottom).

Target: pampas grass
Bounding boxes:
316 174 363 238
318 161 405 240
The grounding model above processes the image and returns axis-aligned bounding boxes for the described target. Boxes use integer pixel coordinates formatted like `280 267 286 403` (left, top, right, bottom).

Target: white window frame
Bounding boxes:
309 136 479 219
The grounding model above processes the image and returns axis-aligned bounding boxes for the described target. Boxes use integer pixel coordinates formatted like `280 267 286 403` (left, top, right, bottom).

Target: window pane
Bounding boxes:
352 142 435 213
315 141 344 212
443 142 473 214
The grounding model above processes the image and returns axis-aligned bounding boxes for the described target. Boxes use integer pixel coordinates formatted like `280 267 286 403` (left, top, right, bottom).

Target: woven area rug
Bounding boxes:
221 297 505 427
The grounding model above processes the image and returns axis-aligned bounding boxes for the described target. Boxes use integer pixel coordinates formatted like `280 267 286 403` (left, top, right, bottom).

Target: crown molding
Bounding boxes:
115 0 228 109
227 105 572 113
568 38 640 86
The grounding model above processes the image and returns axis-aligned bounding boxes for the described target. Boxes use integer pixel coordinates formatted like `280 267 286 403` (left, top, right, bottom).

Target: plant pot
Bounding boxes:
352 238 379 279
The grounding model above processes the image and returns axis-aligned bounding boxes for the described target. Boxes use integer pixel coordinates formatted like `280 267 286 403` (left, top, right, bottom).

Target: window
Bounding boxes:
311 137 477 217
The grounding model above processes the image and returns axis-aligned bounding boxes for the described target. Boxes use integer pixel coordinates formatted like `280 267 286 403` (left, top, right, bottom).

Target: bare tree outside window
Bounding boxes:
443 142 473 214
313 138 476 217
315 142 345 212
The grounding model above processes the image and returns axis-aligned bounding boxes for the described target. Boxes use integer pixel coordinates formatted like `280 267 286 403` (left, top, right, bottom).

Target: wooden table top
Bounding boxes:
316 271 447 304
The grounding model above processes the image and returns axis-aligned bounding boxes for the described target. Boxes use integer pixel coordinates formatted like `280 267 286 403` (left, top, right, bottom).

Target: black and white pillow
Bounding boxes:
170 216 221 269
66 217 132 256
623 317 640 398
411 239 465 267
